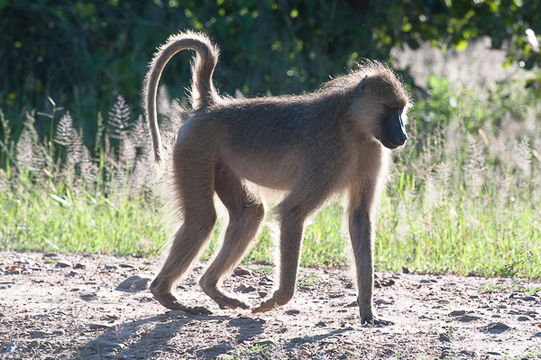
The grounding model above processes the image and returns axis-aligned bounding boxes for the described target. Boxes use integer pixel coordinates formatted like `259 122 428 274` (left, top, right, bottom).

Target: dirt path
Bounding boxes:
1 251 540 359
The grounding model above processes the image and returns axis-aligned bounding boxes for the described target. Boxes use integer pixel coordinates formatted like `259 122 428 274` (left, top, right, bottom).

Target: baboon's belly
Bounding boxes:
220 148 298 190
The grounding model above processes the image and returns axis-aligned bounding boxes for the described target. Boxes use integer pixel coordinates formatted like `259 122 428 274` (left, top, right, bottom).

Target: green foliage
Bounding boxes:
1 0 541 148
242 224 275 265
1 74 540 279
0 179 168 255
238 343 271 357
375 75 541 278
297 273 321 288
302 203 346 267
1 0 541 277
478 283 541 295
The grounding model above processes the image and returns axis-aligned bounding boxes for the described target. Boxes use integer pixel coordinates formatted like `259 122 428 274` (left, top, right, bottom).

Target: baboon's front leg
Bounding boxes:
252 214 304 313
253 175 337 313
348 180 392 326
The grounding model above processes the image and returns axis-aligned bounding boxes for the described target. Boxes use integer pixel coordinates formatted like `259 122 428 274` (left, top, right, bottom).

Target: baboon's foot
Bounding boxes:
201 286 249 310
200 275 250 310
359 305 393 326
360 315 394 327
211 292 249 310
150 285 212 315
252 290 292 313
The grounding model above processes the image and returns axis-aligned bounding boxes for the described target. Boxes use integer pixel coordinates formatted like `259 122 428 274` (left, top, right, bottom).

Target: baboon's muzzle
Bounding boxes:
380 108 407 149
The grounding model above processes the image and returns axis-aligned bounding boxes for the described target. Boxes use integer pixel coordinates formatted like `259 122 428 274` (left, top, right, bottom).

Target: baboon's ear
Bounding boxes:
354 75 369 96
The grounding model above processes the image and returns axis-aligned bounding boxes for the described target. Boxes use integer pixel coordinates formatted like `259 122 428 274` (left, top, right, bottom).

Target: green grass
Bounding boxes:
478 283 541 295
0 178 169 256
1 76 540 279
376 183 541 278
3 176 539 278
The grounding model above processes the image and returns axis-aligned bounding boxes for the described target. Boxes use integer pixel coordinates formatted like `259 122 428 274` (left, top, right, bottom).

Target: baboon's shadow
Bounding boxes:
284 327 353 351
77 312 264 359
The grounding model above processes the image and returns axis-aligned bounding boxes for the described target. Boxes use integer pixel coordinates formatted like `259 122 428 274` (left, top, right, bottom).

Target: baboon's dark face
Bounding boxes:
377 107 407 149
350 71 410 150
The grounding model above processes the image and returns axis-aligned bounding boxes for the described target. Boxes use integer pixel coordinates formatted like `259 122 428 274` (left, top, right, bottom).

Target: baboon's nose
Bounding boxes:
396 136 407 146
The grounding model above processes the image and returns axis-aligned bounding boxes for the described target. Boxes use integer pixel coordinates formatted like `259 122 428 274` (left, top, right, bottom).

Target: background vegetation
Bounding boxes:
1 1 540 279
2 0 540 143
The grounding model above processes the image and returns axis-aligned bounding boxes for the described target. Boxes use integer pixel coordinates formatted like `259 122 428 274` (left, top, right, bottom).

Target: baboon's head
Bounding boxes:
350 64 410 149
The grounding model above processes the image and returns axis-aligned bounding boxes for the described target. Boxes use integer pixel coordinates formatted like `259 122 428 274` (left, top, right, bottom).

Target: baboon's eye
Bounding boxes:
384 105 403 112
382 105 403 121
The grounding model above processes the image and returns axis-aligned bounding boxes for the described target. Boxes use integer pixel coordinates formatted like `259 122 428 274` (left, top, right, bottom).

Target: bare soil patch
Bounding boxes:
1 251 540 359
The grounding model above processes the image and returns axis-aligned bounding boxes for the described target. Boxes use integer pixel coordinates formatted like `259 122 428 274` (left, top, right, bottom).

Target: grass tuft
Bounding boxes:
1 77 540 279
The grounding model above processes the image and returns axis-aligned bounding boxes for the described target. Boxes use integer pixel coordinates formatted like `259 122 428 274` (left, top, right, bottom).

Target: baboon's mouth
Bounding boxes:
380 138 405 149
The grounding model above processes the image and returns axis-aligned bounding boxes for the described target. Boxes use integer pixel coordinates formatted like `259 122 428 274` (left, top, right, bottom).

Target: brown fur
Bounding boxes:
143 31 410 324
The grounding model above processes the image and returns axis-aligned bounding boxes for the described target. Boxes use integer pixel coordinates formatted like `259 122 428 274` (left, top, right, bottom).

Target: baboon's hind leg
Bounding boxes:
199 162 264 310
150 147 217 314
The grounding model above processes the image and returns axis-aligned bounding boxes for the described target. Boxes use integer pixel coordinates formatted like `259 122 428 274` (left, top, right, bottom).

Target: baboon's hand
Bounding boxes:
252 290 293 313
252 297 279 313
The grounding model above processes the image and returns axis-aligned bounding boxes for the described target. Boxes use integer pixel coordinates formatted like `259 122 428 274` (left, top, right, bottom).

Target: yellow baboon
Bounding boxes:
143 31 410 324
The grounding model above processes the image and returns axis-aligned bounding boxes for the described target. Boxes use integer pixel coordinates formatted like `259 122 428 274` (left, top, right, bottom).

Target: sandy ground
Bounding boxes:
0 251 540 359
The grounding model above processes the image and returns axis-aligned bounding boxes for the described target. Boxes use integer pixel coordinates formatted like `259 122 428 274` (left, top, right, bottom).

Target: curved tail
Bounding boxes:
143 30 220 163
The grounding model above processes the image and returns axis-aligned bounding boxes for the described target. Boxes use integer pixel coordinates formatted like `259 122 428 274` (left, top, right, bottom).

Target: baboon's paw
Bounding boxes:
359 305 393 326
253 290 293 313
252 298 279 313
152 291 183 310
360 315 393 327
202 286 249 310
152 292 212 315
212 293 249 310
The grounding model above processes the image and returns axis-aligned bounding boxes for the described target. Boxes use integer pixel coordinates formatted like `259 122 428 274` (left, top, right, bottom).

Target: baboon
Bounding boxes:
144 31 410 324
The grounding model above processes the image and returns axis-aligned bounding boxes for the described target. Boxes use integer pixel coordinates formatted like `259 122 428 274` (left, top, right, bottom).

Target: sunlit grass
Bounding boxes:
1 76 540 279
0 178 168 256
376 178 541 278
3 175 538 278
